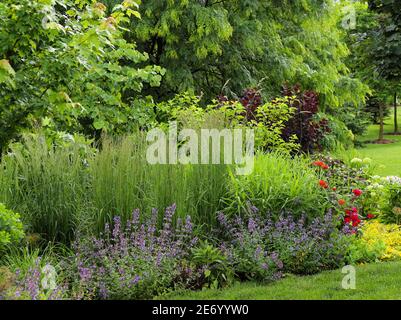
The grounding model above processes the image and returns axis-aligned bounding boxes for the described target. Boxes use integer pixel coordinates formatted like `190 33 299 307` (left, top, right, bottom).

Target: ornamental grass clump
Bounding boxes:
224 153 328 220
71 204 199 300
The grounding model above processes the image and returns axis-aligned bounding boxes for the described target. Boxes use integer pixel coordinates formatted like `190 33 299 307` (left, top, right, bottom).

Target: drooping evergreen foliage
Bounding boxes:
103 0 368 107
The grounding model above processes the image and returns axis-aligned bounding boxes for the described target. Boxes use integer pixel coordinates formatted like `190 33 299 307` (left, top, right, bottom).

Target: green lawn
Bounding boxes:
164 262 401 300
357 107 401 176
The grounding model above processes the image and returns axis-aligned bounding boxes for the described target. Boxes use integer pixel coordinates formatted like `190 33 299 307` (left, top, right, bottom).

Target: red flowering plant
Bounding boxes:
313 159 375 234
311 155 369 194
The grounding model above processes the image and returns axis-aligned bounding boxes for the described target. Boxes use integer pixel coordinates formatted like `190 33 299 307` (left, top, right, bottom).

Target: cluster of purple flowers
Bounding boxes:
6 204 352 300
4 258 66 300
217 207 349 276
73 204 199 299
217 208 284 282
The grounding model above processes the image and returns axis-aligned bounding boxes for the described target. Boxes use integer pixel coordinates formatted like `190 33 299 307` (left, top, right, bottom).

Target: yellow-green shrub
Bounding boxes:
349 221 401 263
0 203 25 250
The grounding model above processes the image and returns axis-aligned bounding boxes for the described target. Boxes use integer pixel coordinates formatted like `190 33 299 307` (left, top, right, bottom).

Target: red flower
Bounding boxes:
319 180 329 189
332 187 337 191
312 161 329 170
352 189 363 197
352 219 361 227
344 217 352 224
351 213 359 221
367 214 375 219
338 199 346 206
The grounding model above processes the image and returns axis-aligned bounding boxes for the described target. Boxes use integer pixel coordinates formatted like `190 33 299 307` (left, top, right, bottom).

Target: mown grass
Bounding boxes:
163 261 401 300
357 107 401 177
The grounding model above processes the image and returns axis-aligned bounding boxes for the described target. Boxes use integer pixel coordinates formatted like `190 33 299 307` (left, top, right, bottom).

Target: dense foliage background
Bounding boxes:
2 0 401 301
0 0 377 153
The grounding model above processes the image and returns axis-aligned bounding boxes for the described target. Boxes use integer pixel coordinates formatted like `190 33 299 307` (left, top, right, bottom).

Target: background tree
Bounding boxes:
344 0 398 141
367 0 401 135
0 0 163 153
103 0 368 109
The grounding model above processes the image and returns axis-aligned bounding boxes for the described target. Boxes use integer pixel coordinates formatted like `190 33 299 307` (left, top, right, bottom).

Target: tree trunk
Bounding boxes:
394 92 399 134
379 103 384 141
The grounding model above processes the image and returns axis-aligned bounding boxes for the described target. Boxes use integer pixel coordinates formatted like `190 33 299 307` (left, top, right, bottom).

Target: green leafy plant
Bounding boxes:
346 235 386 264
0 203 25 250
191 241 233 289
0 0 164 152
381 180 401 224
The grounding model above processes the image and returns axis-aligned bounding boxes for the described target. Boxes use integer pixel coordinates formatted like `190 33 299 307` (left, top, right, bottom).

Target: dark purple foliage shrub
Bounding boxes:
217 85 331 153
72 204 199 300
217 88 263 121
282 84 331 153
217 206 350 276
240 88 263 121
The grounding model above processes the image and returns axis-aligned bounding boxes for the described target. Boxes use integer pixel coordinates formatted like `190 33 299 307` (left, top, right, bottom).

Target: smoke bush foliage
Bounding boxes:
282 84 331 153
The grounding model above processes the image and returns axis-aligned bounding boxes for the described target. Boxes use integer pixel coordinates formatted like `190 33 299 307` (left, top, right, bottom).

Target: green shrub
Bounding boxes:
223 153 328 220
380 177 401 224
0 203 25 250
154 92 300 153
346 235 386 264
190 241 233 289
316 113 355 150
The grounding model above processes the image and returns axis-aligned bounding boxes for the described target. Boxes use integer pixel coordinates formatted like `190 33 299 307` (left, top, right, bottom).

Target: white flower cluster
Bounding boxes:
384 176 401 185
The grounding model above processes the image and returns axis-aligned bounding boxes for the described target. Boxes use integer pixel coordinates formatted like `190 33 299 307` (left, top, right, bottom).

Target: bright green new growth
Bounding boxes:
0 203 25 250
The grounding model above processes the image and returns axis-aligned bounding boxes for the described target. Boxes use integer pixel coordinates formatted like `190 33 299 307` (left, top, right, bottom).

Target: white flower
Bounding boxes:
385 176 401 185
